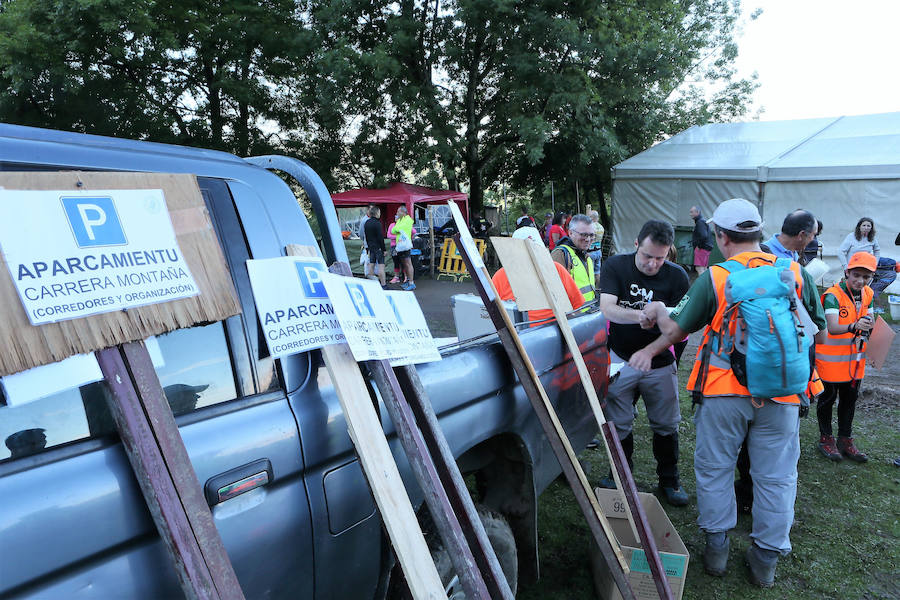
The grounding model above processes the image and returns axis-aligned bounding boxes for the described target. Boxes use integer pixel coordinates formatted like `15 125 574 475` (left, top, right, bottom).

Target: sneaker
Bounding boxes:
402 282 416 291
660 485 689 507
745 543 778 588
837 437 868 463
703 532 729 577
586 438 601 450
817 435 842 461
389 276 400 284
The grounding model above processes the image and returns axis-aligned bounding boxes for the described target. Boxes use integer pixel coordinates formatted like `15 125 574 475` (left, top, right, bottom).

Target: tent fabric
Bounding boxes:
331 182 469 229
611 112 900 284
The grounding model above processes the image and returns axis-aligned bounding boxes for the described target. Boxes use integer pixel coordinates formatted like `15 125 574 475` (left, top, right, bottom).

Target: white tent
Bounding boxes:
611 112 900 284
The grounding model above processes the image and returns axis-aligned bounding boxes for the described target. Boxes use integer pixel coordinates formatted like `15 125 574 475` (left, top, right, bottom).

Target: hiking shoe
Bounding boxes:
703 532 729 577
585 437 601 450
745 543 778 588
837 437 868 463
389 276 400 284
817 435 842 461
597 475 617 489
660 485 689 507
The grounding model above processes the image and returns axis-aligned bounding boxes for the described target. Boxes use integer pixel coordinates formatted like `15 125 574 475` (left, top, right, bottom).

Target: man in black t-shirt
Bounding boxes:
597 220 690 506
364 205 386 286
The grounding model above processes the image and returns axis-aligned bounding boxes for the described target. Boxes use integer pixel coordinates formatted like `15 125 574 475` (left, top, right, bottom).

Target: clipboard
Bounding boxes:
866 316 896 370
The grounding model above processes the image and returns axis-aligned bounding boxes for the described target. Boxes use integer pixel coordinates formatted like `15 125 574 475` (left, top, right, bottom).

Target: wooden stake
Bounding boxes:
452 233 637 600
520 239 674 600
97 343 244 600
286 245 446 600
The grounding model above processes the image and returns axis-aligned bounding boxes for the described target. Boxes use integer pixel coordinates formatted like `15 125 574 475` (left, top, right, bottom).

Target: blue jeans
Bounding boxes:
871 258 897 298
589 249 603 274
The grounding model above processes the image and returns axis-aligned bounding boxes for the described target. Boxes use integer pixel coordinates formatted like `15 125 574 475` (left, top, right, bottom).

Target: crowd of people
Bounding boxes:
497 199 898 589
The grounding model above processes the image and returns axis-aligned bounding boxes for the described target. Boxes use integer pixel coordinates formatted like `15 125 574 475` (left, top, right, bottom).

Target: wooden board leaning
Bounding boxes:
449 231 638 600
491 235 674 600
0 172 244 600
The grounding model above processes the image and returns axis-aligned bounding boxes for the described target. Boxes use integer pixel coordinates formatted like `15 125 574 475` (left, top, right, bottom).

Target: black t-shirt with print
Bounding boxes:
598 252 690 368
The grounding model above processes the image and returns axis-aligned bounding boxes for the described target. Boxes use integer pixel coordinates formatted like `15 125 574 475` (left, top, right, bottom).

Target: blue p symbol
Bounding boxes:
295 261 327 298
346 283 374 317
62 196 127 247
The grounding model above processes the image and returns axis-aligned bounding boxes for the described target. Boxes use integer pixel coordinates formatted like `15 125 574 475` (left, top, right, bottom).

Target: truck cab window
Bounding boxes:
0 322 237 463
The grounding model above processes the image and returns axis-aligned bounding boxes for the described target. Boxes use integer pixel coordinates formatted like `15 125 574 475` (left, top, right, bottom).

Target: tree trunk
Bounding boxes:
202 56 223 147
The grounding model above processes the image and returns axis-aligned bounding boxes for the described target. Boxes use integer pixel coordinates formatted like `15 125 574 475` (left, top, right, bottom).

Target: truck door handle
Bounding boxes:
204 458 273 506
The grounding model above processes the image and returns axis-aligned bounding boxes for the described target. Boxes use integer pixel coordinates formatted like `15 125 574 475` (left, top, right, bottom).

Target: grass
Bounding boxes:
518 354 900 600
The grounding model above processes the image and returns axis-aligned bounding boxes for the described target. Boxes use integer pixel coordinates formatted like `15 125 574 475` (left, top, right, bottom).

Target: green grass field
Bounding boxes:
518 356 900 600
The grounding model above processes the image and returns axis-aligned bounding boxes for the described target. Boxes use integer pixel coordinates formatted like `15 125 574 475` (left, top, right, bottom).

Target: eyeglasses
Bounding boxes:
573 231 596 239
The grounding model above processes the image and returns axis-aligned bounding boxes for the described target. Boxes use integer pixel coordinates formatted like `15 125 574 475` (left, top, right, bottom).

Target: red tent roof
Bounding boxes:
332 182 469 226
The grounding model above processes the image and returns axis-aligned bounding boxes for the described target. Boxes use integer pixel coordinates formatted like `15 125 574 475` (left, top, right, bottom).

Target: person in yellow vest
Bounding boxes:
640 198 827 588
550 213 596 301
815 251 876 462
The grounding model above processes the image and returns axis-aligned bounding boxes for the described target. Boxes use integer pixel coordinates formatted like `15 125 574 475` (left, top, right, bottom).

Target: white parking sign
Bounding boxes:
246 256 345 357
320 274 418 362
0 189 199 324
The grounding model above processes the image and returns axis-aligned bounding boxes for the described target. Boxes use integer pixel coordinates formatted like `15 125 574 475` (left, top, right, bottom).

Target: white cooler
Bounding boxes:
450 294 525 341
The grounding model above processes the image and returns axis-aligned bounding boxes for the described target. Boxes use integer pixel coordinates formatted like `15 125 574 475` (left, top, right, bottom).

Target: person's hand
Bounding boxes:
628 348 654 372
856 315 874 332
638 311 656 329
642 301 667 323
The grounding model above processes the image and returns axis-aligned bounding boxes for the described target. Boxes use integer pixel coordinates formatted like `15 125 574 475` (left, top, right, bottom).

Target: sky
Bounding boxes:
734 0 900 122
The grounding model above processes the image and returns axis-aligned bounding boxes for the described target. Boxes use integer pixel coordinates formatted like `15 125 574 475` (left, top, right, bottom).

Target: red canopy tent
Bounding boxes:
331 182 469 232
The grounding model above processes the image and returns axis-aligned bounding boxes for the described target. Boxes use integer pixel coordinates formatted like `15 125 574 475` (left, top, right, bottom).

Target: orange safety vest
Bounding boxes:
686 252 807 405
815 283 873 383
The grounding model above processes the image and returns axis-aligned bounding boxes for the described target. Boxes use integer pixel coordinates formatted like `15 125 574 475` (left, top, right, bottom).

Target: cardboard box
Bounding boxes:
450 293 524 341
590 488 690 600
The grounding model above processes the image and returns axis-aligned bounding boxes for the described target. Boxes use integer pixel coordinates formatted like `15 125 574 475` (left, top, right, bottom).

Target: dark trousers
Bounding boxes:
817 381 859 438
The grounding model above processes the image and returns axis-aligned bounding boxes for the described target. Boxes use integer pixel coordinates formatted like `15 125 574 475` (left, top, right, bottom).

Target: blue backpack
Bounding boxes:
710 257 812 398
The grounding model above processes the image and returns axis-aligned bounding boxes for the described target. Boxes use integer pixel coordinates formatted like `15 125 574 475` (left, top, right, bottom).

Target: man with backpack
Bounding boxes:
639 198 826 588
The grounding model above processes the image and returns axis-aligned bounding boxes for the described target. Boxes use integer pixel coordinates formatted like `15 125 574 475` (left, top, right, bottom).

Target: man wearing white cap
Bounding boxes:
637 198 827 588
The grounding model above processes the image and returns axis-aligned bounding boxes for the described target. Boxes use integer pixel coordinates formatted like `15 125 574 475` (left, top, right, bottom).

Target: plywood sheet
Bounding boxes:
0 172 240 376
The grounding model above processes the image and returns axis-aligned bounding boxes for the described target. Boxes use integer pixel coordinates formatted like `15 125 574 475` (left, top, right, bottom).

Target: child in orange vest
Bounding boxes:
815 252 876 462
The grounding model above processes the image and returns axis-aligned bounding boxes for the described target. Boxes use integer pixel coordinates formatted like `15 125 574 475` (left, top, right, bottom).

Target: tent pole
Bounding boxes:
551 181 555 214
429 207 435 279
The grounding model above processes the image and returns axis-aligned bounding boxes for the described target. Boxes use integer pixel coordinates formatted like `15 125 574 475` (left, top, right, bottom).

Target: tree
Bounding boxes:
0 0 310 156
304 0 755 213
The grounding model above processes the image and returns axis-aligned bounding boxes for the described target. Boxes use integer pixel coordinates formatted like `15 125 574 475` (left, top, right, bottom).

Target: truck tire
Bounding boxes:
431 506 518 599
386 505 518 599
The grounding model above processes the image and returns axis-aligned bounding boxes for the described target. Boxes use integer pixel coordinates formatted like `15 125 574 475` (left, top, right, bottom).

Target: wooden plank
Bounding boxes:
120 341 245 600
370 361 506 600
451 233 636 600
515 237 674 600
0 171 240 376
287 245 445 600
392 365 513 597
96 347 219 600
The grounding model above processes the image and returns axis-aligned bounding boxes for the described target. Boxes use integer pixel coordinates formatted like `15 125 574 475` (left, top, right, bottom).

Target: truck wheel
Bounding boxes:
431 506 518 599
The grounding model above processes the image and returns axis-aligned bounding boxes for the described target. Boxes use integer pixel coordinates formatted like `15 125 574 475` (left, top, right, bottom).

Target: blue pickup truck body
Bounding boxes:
0 123 607 599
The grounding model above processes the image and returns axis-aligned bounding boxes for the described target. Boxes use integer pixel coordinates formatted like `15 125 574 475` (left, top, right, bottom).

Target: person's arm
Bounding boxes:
641 301 689 348
825 312 873 335
386 227 397 243
628 331 677 372
599 293 644 325
838 234 852 266
551 229 561 246
873 237 880 258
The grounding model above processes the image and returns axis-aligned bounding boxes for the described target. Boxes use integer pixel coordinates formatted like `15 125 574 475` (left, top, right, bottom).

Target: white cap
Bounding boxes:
707 198 763 233
512 226 543 244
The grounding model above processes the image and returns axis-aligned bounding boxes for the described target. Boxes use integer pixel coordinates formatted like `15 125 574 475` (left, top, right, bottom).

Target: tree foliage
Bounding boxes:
0 0 757 214
0 0 310 156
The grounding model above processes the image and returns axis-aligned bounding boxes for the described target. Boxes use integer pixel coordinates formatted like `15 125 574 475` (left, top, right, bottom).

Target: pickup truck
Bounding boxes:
0 123 609 599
